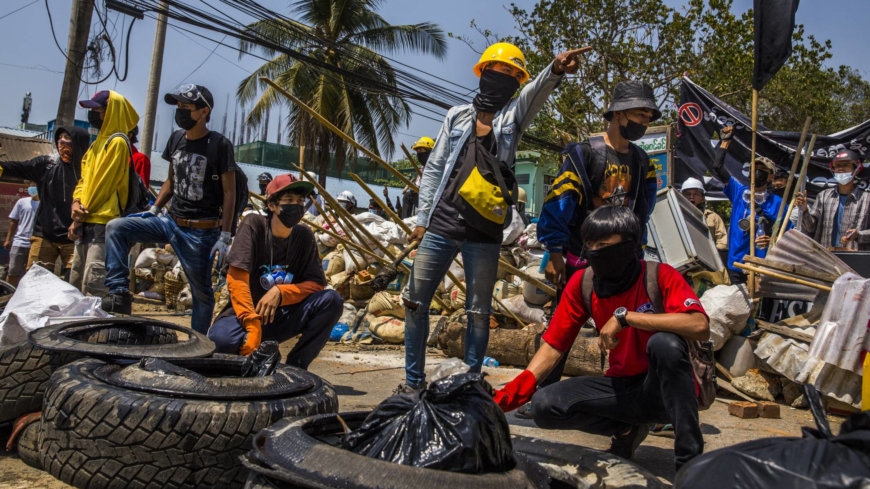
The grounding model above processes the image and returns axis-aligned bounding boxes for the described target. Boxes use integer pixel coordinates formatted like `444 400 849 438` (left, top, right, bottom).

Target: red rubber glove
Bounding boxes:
493 370 538 413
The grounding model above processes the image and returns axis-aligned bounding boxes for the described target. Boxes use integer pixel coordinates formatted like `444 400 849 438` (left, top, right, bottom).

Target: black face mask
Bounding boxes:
276 204 304 228
618 118 647 141
259 183 268 195
417 151 430 166
584 240 641 298
175 109 198 131
772 186 785 199
473 70 520 113
87 110 103 130
754 170 770 187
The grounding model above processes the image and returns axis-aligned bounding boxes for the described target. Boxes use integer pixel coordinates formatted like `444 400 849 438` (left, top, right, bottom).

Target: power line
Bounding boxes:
0 61 64 74
174 33 227 86
0 0 39 21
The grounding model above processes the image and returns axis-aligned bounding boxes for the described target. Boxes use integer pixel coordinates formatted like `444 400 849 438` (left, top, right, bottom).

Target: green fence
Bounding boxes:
234 141 414 186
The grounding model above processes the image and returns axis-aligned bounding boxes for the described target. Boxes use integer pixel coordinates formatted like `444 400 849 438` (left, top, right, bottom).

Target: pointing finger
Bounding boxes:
565 46 593 57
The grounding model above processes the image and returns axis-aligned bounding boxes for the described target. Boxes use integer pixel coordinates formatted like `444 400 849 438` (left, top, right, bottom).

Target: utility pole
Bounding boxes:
140 0 169 159
55 0 95 127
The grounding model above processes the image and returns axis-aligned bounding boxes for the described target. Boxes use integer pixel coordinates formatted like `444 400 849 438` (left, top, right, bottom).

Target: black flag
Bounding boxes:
753 0 800 90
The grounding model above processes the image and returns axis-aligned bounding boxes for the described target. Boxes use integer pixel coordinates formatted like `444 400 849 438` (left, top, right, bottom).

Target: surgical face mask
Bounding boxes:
276 204 304 228
618 117 647 141
174 108 198 131
27 186 37 197
87 110 103 130
833 171 856 185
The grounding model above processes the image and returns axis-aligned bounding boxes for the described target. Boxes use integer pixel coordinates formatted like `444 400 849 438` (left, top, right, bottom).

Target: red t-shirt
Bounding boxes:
131 145 151 186
542 261 707 378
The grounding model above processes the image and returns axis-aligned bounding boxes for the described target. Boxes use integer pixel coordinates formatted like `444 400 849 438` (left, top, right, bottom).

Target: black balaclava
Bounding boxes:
417 150 431 166
473 70 520 113
584 240 642 298
87 110 103 130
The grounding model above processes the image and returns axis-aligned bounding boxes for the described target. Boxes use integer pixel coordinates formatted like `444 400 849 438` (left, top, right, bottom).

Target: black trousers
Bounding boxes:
531 332 704 470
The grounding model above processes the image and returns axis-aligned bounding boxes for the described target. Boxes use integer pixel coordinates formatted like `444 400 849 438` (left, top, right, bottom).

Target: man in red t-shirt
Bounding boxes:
128 127 151 186
494 206 709 470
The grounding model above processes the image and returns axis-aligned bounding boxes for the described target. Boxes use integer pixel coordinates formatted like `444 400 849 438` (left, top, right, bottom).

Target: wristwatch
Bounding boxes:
614 307 629 328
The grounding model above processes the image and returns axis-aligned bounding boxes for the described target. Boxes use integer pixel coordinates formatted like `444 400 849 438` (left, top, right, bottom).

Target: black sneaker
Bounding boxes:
605 424 650 460
101 292 133 315
515 402 534 420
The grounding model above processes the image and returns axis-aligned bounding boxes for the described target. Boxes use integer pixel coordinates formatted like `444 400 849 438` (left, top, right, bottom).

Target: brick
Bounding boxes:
728 401 759 418
757 401 781 419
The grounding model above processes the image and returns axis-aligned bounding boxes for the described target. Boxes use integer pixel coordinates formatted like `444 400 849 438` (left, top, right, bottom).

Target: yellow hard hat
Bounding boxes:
411 136 435 151
517 187 527 204
473 42 530 84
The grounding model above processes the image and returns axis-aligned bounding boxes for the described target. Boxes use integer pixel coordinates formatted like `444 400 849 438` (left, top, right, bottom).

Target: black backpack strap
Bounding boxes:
168 130 186 158
105 133 132 162
206 131 221 168
564 143 596 215
643 262 664 314
580 268 594 314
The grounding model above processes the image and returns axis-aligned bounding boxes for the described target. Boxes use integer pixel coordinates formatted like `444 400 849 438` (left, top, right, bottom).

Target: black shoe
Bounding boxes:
101 292 132 315
392 382 427 396
605 424 650 460
515 402 534 420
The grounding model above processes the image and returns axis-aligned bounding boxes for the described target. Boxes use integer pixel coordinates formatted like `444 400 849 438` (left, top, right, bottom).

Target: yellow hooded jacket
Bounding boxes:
74 91 139 225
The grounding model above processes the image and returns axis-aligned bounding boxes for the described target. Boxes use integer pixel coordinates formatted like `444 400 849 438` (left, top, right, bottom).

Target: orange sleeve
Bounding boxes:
277 281 324 307
227 266 262 355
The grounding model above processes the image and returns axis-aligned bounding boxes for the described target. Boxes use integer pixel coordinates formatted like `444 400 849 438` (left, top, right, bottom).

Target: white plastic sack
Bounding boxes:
134 248 159 269
699 285 751 350
525 223 544 249
0 265 108 346
502 209 524 246
498 295 547 325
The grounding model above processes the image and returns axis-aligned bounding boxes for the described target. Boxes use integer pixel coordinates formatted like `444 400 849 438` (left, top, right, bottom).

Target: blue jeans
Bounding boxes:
209 290 344 370
402 231 500 388
104 216 220 334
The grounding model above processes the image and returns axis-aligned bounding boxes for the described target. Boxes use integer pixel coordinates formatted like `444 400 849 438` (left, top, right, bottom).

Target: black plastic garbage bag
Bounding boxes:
240 341 280 377
675 385 870 488
340 373 515 474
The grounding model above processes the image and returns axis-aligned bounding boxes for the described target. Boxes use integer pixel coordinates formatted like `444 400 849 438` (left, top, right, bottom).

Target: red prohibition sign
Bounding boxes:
679 103 703 127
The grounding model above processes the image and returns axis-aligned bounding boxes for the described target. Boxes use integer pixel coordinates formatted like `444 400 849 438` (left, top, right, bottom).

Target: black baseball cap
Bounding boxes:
79 90 110 109
163 84 214 110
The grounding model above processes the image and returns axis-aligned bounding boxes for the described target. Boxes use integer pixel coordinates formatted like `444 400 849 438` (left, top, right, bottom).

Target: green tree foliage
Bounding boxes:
236 0 447 184
460 0 870 149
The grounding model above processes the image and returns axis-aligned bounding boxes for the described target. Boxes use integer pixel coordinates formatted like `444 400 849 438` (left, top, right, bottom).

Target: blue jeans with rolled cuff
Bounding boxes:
104 215 220 335
402 231 501 388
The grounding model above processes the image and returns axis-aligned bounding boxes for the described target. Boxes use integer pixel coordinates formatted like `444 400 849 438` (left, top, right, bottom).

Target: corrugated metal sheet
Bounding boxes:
0 134 54 163
757 230 855 301
0 127 47 139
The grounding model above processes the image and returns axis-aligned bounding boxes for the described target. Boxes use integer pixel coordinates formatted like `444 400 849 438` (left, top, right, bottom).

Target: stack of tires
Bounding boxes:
1 318 338 488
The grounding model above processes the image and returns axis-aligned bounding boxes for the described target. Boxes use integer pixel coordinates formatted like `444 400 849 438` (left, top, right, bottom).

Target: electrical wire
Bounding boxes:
0 0 39 21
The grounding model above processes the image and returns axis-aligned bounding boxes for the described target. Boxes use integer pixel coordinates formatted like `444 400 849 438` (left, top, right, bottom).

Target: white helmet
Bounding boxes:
681 177 706 194
337 190 357 208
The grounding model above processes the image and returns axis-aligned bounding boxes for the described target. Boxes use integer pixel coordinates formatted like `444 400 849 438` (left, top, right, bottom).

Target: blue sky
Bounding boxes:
1 0 868 161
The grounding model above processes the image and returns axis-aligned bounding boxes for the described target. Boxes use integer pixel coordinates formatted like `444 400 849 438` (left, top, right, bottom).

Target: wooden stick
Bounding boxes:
496 259 556 297
260 77 418 191
311 197 365 271
306 220 391 266
742 256 838 283
771 116 811 244
349 172 527 328
778 134 817 241
400 143 422 176
749 89 759 297
733 262 832 292
756 319 814 343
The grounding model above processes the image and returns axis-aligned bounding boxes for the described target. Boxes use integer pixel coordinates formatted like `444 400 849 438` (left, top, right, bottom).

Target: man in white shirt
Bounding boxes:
4 182 40 285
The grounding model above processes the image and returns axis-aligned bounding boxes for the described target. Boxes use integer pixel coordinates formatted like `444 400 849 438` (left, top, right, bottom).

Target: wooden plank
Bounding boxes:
715 362 734 382
716 378 757 402
743 256 839 283
734 262 832 292
756 319 815 343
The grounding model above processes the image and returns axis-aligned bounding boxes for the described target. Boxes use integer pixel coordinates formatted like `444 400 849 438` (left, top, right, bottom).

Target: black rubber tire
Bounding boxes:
40 357 338 489
29 318 213 359
0 322 178 423
242 413 539 489
17 420 42 470
0 279 16 296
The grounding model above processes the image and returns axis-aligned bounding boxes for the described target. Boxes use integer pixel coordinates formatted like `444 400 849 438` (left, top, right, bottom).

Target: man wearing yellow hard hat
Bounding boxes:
400 136 435 219
399 42 592 393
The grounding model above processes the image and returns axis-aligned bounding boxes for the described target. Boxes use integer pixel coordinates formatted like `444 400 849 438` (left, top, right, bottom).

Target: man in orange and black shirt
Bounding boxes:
208 174 343 368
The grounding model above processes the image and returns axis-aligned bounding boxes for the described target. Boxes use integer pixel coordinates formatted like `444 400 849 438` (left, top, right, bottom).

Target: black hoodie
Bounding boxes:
0 126 90 244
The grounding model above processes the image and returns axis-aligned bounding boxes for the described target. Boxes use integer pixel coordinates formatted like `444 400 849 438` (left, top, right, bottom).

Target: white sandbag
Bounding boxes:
323 250 346 277
177 284 193 311
368 316 405 344
525 249 546 268
499 294 547 325
367 292 405 319
524 223 544 249
0 265 108 346
448 283 466 310
134 248 159 269
493 280 520 301
502 208 524 246
319 232 339 249
521 266 553 306
154 248 178 267
699 284 751 350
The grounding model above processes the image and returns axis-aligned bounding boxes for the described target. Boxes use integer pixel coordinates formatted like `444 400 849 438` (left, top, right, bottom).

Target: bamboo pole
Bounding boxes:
400 143 422 176
349 172 528 328
496 260 557 297
260 77 418 190
771 117 811 245
307 220 391 266
733 262 832 292
749 89 759 296
778 134 817 241
310 197 365 271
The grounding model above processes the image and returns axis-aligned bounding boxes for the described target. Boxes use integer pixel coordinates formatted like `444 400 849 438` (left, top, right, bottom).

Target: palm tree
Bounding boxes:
237 0 447 185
